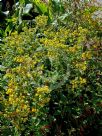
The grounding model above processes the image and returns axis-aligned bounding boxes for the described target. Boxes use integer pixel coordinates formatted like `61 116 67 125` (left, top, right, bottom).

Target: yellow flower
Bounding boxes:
82 51 92 59
32 108 38 112
8 80 14 87
15 98 19 103
17 48 24 54
9 97 13 103
71 77 86 89
79 77 86 84
23 105 28 110
14 56 24 63
68 47 75 53
27 73 32 78
71 79 78 89
36 86 50 94
47 50 57 58
38 98 50 107
4 72 15 79
68 45 80 53
75 61 87 71
6 88 13 94
16 108 20 113
35 15 48 28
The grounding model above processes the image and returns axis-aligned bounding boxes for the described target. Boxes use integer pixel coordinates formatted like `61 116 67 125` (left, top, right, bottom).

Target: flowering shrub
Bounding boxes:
1 6 102 136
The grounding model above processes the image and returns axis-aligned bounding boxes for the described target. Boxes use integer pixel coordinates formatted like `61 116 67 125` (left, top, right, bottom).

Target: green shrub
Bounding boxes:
1 2 102 136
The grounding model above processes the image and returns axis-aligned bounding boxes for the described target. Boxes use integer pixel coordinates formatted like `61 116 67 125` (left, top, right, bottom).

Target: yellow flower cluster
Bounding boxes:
71 77 87 89
78 27 88 34
14 56 24 63
35 86 51 107
47 50 58 59
75 61 87 71
42 38 69 57
5 87 30 121
36 85 50 94
79 77 87 84
38 98 50 107
82 51 92 60
6 88 13 95
71 27 88 36
4 78 30 118
31 86 51 112
44 27 70 44
4 72 14 79
69 27 88 44
68 45 81 53
35 15 48 28
55 28 70 43
42 38 66 48
31 108 38 113
40 37 68 59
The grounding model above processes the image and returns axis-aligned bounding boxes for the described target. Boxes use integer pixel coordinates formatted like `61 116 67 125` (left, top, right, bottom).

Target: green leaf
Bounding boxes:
0 65 6 71
23 3 33 15
34 0 48 14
